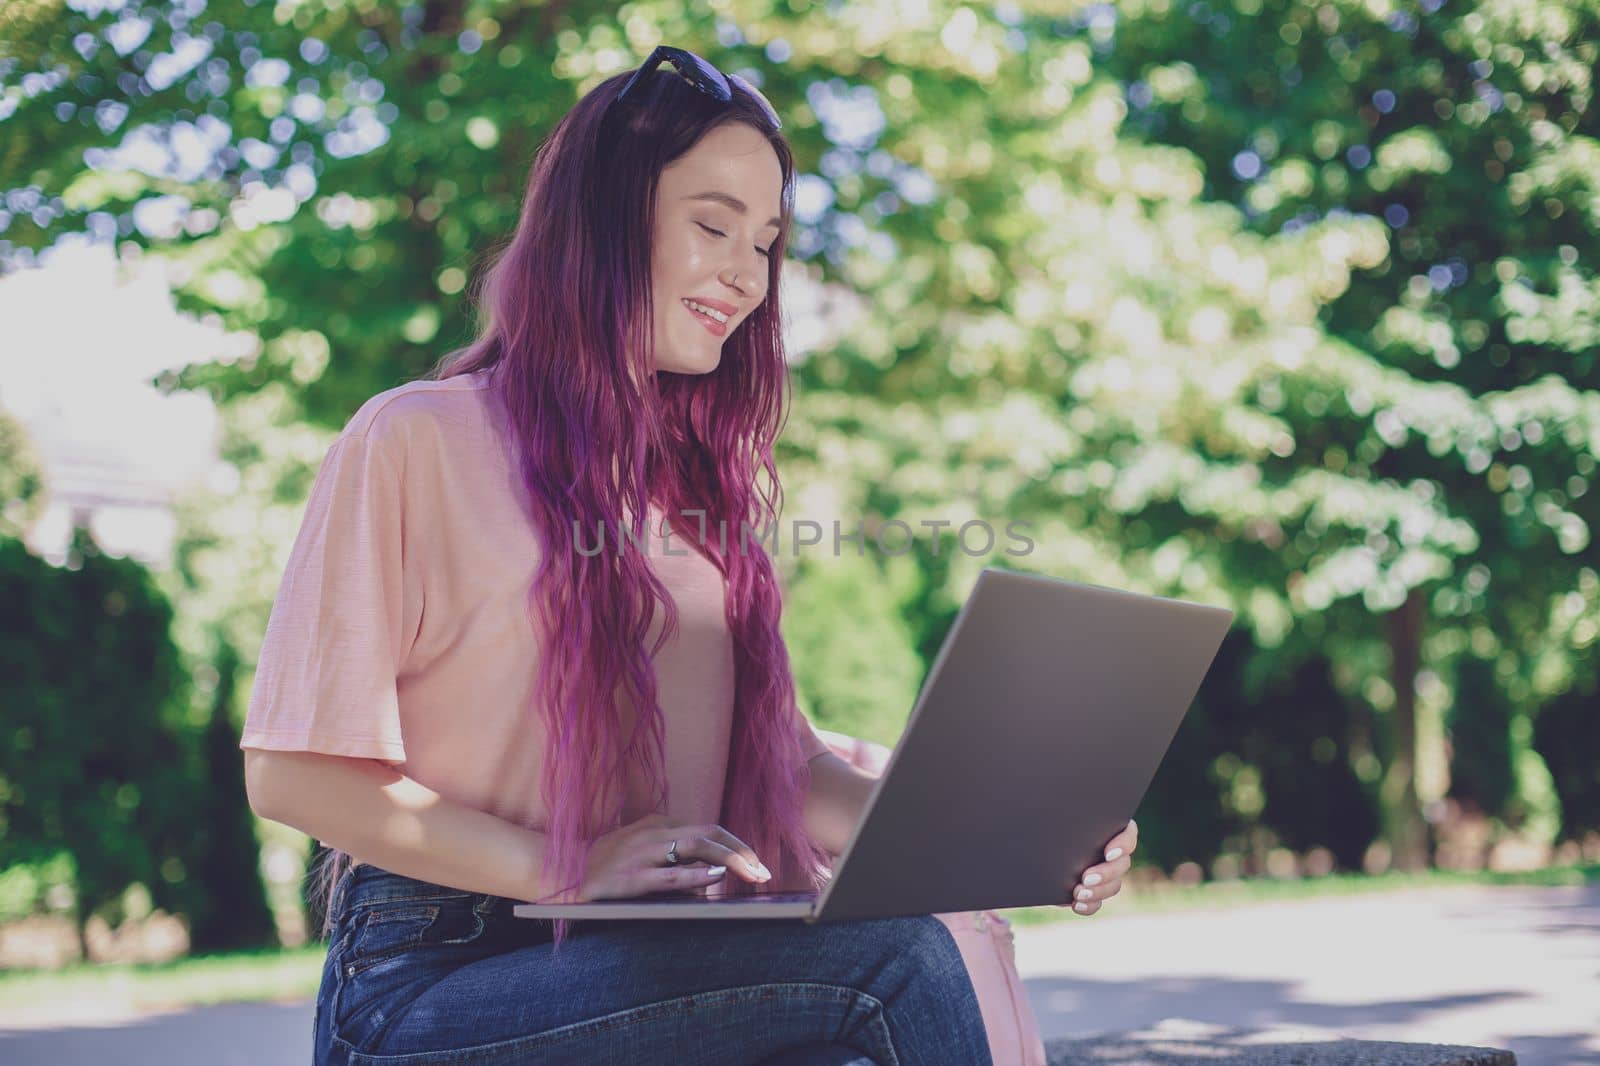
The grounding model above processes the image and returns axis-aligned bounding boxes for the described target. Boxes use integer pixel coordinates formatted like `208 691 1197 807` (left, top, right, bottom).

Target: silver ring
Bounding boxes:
665 839 680 865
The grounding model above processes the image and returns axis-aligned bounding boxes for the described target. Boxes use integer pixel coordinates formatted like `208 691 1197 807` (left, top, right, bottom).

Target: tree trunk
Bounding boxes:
1380 587 1431 871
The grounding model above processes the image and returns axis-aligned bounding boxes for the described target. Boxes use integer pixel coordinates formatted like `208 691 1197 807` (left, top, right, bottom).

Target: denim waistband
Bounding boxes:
334 863 497 917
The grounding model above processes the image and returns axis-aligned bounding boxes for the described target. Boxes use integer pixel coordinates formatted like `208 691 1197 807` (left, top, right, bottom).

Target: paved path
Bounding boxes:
1 882 1595 1064
1015 881 1600 1065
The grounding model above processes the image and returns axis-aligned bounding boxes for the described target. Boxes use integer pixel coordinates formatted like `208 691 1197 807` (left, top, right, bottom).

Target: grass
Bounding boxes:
0 944 327 1021
0 862 1594 1019
1005 859 1600 926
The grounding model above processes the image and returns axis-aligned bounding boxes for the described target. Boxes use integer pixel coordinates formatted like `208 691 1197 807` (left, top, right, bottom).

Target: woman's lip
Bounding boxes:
686 302 728 337
686 295 738 315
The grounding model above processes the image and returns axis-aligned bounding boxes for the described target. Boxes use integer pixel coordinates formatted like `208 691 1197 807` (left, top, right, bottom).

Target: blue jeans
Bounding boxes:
314 863 994 1065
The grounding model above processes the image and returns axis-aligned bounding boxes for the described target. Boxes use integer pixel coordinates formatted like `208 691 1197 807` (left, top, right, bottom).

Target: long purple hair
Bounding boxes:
310 66 831 949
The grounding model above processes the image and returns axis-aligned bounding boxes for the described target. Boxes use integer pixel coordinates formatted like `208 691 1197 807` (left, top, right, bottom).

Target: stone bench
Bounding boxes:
1045 1018 1517 1064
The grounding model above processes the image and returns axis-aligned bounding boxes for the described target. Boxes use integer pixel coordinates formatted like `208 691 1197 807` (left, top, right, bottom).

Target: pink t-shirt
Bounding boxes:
240 368 829 836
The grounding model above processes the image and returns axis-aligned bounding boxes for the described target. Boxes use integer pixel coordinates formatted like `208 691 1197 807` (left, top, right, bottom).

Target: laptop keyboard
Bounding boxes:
626 888 820 903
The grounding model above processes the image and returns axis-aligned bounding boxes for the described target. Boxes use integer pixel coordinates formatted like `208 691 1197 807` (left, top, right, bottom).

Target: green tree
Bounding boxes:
0 408 48 541
3 0 1595 898
1096 0 1600 865
184 639 278 952
0 525 270 955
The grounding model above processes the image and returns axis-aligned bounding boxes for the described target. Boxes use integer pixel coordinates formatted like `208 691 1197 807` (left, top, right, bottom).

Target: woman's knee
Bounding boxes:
895 914 975 986
756 1043 878 1066
842 914 980 1009
848 915 991 1063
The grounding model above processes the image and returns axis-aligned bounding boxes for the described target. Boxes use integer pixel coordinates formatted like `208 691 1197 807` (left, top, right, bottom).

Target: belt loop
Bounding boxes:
329 864 355 919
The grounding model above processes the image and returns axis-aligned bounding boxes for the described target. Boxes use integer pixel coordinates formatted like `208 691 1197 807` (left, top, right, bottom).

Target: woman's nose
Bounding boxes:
726 252 765 296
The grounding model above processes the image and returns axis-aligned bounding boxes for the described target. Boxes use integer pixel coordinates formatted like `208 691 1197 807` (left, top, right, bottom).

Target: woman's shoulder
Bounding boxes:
338 369 495 456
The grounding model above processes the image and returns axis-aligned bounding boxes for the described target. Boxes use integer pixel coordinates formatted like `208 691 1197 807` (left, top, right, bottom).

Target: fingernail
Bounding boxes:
1074 902 1090 914
1076 887 1093 901
754 861 771 880
1084 873 1102 886
707 865 727 877
1105 847 1124 861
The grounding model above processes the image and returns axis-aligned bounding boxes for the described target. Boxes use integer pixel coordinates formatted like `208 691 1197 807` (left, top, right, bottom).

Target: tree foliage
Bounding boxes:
0 525 273 953
1 0 1595 903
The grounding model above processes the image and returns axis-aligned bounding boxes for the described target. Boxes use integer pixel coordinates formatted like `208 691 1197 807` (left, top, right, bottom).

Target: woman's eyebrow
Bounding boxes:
683 191 781 230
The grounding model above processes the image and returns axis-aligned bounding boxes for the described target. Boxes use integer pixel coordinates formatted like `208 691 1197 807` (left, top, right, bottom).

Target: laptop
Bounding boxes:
513 566 1233 923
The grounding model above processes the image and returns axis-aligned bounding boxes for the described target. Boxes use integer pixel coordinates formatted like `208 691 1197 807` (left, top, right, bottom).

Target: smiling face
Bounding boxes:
648 121 784 376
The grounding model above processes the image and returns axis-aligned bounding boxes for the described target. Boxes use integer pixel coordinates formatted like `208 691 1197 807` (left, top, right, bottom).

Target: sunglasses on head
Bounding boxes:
607 45 782 131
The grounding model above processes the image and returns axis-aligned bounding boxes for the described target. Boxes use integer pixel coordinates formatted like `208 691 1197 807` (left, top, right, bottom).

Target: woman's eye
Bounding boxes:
700 222 772 258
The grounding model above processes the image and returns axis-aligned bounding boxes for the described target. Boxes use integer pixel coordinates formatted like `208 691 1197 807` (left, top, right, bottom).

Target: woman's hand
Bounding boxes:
574 812 773 901
1061 818 1138 916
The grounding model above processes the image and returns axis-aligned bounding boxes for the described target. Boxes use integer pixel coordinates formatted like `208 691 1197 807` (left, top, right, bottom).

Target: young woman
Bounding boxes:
240 46 998 1064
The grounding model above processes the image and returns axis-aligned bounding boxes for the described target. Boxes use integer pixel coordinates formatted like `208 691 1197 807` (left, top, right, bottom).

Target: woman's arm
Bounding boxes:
802 751 880 858
243 748 553 901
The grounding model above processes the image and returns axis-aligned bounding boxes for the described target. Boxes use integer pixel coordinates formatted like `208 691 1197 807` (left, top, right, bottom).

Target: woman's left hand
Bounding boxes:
1062 819 1137 916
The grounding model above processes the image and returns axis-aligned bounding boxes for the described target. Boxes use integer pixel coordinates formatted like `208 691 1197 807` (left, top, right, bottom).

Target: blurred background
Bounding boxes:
0 0 1596 1043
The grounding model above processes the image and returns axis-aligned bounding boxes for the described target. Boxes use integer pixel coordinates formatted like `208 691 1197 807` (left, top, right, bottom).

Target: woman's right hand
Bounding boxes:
575 812 773 901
